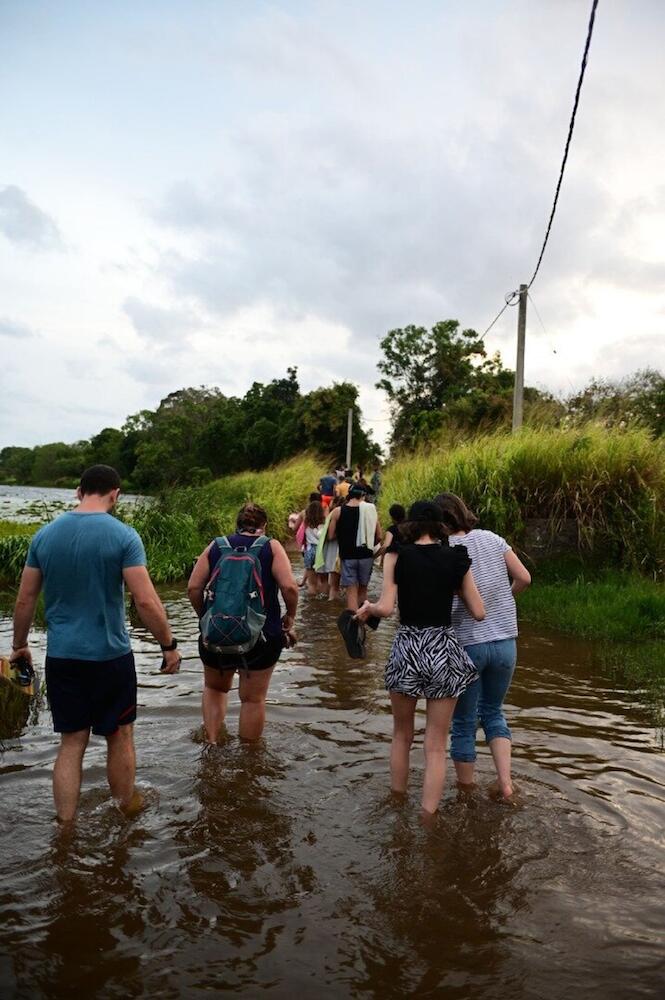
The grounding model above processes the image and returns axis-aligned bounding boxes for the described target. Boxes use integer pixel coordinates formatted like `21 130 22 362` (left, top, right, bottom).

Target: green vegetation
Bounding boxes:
518 569 664 726
0 370 378 490
122 454 322 582
0 535 34 583
380 425 665 576
519 569 665 645
0 522 41 538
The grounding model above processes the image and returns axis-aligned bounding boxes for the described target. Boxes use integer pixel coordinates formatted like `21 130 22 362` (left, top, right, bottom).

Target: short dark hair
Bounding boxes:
389 503 406 523
79 465 121 496
309 491 322 502
433 492 479 533
236 502 268 532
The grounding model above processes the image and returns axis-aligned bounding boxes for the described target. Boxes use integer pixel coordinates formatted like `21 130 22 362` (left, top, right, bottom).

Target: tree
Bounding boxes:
296 382 379 464
377 320 511 448
566 369 665 436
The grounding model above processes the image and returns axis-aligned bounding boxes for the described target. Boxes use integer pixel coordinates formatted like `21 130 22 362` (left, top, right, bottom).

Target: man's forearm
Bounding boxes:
133 595 174 646
12 596 37 648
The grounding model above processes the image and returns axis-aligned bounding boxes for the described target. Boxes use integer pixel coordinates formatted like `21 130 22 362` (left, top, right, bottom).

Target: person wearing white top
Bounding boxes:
435 492 531 801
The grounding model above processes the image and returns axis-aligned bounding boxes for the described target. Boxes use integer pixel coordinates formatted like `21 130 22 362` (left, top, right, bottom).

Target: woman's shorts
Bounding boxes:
303 543 317 570
385 624 478 700
198 634 284 672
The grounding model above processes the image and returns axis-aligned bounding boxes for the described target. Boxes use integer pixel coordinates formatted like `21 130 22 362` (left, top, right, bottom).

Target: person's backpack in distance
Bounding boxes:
200 535 270 654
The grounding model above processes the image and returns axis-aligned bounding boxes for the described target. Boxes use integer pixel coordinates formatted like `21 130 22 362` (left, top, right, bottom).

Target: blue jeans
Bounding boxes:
450 638 517 762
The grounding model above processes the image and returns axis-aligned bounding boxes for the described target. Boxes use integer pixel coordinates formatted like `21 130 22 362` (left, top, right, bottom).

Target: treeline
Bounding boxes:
1 319 663 490
0 369 378 491
377 321 665 449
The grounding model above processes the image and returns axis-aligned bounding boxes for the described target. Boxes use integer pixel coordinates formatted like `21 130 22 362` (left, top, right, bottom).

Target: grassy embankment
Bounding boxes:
0 431 662 715
0 455 322 586
381 425 665 720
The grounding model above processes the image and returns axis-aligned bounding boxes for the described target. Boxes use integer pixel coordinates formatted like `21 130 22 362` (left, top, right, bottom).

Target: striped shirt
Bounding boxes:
449 529 517 646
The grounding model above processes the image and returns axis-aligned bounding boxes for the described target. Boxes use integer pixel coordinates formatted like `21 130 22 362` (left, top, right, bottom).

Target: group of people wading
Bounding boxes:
8 462 530 823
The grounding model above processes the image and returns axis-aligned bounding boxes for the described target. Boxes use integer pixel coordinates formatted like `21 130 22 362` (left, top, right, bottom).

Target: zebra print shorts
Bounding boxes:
385 624 478 700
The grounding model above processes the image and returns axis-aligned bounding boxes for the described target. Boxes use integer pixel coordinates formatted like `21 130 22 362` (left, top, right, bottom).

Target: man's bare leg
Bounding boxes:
346 584 359 612
106 723 137 812
53 729 90 822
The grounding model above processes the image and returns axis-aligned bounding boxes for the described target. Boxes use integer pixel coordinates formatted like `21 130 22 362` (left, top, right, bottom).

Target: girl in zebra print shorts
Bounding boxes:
356 501 485 816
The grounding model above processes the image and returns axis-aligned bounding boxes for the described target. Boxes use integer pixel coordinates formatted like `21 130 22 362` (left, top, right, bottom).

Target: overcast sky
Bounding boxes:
1 0 664 451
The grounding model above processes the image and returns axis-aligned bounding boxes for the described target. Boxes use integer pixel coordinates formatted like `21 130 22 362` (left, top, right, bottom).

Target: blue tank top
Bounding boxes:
207 533 282 638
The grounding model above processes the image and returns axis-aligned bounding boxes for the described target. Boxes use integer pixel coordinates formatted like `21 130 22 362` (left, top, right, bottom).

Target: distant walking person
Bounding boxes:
303 500 328 596
188 503 298 744
356 501 484 816
327 484 381 612
318 469 338 512
378 503 406 558
434 493 531 801
9 465 181 823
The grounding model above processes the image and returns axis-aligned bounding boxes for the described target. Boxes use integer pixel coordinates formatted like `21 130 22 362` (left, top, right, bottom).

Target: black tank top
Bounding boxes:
336 504 373 560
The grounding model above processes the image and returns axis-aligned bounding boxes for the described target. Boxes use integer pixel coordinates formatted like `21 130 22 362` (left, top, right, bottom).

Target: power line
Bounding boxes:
480 0 599 336
527 291 556 354
527 0 599 288
480 289 520 341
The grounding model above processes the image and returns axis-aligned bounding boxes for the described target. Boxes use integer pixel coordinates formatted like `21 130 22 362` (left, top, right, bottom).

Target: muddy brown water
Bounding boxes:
1 574 664 1000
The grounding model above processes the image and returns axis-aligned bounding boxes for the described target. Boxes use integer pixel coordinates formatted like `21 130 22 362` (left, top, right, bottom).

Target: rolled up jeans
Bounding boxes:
450 638 517 763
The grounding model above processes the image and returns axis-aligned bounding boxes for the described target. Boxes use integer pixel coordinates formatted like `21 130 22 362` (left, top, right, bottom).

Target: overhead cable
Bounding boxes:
527 0 600 288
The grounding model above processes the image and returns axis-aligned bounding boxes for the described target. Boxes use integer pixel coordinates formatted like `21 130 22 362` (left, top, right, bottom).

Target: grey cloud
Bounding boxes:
123 296 202 342
142 0 665 386
0 317 38 338
0 185 62 250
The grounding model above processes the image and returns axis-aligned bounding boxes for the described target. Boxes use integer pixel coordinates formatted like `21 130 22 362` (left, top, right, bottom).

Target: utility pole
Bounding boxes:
512 284 528 432
345 407 353 469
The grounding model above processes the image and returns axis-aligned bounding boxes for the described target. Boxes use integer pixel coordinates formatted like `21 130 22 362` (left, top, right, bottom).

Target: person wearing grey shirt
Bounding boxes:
435 492 531 801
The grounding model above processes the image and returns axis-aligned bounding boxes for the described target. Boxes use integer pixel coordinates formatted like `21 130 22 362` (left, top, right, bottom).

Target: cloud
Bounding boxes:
0 317 37 339
0 185 62 250
122 295 202 342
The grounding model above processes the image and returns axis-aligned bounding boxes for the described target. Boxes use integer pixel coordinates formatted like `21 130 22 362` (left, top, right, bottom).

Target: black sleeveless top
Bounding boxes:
336 505 373 560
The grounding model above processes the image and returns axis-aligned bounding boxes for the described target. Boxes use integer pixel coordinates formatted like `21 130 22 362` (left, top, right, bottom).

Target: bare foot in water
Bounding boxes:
488 780 516 804
119 788 145 818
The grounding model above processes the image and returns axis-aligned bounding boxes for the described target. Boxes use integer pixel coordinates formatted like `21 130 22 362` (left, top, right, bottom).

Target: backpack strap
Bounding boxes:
249 535 271 552
216 536 231 551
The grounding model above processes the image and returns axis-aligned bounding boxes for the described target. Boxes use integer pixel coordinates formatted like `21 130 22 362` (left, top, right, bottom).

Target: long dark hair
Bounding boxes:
304 500 325 528
433 492 479 533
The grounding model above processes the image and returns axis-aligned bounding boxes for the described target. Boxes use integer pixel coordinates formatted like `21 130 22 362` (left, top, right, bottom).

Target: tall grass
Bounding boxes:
125 454 322 582
381 425 665 576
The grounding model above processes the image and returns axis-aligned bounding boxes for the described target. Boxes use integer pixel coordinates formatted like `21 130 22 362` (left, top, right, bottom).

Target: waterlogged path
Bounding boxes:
1 579 664 999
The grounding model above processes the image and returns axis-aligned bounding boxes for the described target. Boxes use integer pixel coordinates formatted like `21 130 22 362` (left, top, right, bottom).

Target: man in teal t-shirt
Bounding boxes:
10 465 181 822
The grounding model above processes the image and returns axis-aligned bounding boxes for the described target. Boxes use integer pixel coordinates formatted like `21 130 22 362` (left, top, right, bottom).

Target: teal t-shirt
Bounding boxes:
26 511 147 660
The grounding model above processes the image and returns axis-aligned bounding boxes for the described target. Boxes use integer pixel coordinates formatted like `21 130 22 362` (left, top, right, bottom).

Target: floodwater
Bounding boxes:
0 483 145 523
1 579 664 999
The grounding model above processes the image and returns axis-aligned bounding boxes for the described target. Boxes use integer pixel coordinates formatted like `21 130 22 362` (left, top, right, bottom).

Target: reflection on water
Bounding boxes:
0 576 664 999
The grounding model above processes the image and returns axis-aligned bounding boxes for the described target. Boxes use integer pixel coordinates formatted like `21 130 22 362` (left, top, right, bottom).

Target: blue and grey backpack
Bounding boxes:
200 535 270 654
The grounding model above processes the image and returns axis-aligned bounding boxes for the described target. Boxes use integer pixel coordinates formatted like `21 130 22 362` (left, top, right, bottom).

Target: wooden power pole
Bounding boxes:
512 284 528 432
345 407 353 469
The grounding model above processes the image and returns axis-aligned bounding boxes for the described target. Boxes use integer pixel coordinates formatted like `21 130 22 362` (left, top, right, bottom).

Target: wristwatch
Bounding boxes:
160 638 178 651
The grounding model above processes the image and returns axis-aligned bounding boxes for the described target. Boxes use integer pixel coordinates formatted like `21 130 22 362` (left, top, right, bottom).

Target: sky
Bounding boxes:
1 0 664 452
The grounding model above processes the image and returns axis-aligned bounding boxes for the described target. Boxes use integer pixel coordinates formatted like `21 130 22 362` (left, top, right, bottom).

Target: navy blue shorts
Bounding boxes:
198 634 284 672
45 651 137 736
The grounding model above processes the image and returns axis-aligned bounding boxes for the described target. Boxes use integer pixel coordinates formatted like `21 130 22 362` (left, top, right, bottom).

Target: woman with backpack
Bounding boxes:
187 503 299 744
356 501 485 818
434 492 531 801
